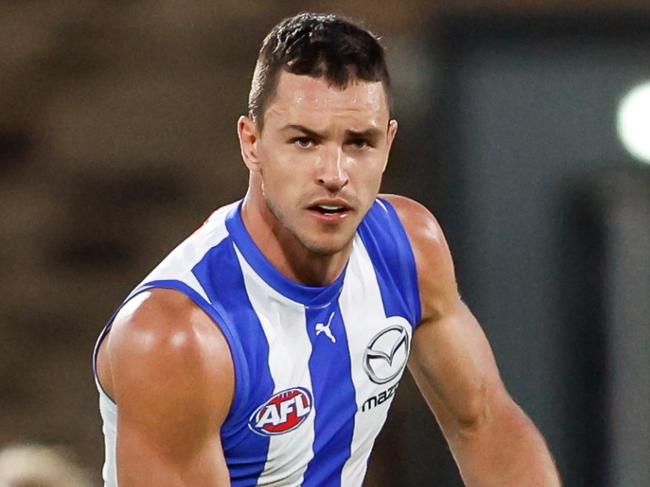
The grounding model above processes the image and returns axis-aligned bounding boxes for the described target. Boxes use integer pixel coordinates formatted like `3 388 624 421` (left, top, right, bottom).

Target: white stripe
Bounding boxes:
97 385 117 487
136 203 236 302
339 235 411 487
235 247 316 487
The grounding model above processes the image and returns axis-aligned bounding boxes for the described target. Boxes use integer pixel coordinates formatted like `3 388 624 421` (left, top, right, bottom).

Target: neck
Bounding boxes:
240 184 351 287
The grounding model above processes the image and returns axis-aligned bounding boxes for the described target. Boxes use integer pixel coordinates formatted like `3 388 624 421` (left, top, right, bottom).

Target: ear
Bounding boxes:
237 115 262 171
382 119 399 172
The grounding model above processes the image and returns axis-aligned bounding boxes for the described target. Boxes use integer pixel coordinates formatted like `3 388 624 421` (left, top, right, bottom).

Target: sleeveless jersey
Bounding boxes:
93 198 421 487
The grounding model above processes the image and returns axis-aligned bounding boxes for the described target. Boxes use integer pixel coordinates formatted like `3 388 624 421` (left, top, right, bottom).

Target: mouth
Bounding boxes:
307 200 352 221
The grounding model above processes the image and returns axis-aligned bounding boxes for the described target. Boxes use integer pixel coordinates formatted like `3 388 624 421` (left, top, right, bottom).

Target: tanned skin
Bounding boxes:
96 71 560 486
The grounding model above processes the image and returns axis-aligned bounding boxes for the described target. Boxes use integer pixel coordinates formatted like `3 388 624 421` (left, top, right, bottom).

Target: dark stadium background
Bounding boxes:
0 1 648 485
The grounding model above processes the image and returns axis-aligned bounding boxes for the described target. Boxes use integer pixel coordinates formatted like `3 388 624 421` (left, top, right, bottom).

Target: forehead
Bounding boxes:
264 72 390 129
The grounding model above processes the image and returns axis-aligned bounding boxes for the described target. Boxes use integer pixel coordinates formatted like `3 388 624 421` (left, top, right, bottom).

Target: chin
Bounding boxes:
297 233 352 257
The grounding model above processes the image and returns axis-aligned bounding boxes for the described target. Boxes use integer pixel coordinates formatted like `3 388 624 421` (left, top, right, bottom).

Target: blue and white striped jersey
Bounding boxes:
94 197 421 487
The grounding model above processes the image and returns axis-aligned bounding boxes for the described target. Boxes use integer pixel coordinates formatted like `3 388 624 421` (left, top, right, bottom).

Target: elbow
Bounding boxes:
455 390 535 449
453 379 491 434
453 380 522 439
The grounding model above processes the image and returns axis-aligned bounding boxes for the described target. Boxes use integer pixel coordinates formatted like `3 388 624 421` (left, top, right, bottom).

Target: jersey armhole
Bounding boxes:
92 279 249 427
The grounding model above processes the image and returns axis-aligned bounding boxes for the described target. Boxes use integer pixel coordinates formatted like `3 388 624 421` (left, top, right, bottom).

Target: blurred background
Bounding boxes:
1 0 648 485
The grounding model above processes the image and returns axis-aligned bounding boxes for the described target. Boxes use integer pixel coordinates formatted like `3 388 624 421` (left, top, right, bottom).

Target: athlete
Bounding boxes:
94 13 561 487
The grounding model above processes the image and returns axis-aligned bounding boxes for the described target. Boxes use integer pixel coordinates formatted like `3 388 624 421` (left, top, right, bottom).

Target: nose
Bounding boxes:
317 145 349 193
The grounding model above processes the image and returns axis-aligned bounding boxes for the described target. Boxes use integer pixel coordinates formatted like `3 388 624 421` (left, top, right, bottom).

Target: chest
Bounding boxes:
221 240 416 486
241 261 413 442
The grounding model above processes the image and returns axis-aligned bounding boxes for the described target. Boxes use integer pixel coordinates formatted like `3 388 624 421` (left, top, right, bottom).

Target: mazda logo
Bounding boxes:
363 324 410 384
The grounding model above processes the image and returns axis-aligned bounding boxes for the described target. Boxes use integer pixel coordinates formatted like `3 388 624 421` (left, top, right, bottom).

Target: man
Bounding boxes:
93 13 561 487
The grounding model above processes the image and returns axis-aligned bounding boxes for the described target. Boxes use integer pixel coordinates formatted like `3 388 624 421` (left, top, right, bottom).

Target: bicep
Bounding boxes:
107 290 233 486
409 300 508 434
116 414 229 487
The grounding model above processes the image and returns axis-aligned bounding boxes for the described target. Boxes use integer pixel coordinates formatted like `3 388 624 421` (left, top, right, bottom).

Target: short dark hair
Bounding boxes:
248 13 392 130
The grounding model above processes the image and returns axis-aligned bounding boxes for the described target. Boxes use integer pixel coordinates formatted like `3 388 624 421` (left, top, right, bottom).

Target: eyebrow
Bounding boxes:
281 124 325 139
281 124 383 139
346 128 383 139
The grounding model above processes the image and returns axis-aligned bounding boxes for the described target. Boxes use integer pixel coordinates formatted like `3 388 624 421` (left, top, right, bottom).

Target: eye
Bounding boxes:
290 137 315 149
349 138 371 149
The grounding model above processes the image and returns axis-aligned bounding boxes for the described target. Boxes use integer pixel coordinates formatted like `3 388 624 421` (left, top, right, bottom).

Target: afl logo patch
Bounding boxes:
363 318 411 384
248 387 313 436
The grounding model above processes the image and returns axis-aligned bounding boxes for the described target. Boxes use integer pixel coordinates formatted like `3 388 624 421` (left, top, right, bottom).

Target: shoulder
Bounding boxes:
379 194 451 271
380 194 459 321
106 288 234 423
379 194 446 248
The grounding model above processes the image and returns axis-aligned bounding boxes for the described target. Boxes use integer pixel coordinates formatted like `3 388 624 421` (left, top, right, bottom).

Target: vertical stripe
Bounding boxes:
98 387 117 487
357 200 422 326
192 241 274 486
301 303 357 487
235 248 317 487
339 237 411 486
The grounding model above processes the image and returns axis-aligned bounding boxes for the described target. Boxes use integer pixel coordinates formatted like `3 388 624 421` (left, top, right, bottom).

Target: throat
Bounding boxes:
280 248 349 287
270 223 351 286
241 193 351 287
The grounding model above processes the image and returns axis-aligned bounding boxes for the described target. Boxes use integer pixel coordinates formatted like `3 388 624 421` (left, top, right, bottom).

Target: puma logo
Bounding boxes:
315 312 336 344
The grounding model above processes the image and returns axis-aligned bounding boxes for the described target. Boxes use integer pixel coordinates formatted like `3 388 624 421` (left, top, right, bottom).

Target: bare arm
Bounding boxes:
384 194 560 487
97 289 234 486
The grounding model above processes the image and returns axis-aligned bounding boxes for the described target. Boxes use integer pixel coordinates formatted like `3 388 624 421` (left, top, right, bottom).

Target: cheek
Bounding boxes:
351 159 384 191
261 153 310 197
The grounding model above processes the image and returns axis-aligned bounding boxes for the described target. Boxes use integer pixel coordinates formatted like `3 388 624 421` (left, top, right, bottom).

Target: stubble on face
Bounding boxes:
260 176 351 257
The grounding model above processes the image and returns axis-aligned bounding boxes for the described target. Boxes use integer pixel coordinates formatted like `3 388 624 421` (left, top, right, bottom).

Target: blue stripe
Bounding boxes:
302 304 356 487
357 199 422 326
191 238 275 487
